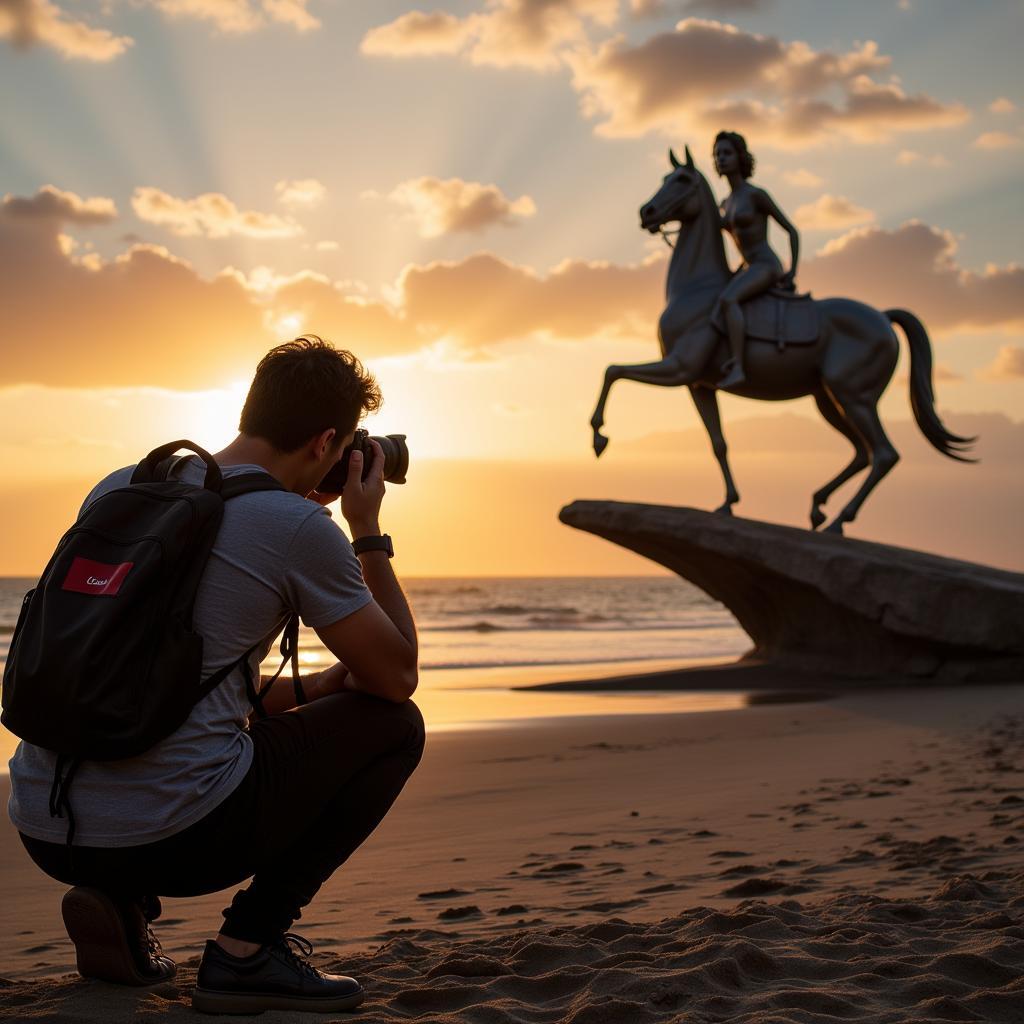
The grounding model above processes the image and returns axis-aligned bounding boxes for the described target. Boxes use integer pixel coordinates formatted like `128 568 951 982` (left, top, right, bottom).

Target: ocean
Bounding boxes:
0 575 753 760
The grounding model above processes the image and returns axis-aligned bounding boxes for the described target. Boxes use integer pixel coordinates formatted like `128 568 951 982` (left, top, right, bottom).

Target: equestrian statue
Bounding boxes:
589 133 975 534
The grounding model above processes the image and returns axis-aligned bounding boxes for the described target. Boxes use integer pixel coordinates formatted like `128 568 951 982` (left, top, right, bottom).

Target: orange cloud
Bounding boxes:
0 0 131 60
793 194 874 231
895 149 949 168
152 0 319 33
566 22 968 146
988 97 1016 114
2 185 117 224
360 9 480 57
397 250 664 347
131 187 302 239
979 345 1024 380
4 184 1021 388
971 131 1022 150
632 0 768 13
802 222 1024 332
384 177 537 238
275 178 327 209
362 0 617 71
782 167 823 188
0 199 272 387
2 0 320 60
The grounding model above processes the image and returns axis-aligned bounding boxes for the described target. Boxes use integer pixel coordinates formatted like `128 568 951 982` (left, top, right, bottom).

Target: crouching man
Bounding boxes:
8 337 424 1014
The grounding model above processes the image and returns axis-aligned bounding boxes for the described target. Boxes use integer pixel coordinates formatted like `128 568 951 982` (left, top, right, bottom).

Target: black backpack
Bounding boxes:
1 440 304 847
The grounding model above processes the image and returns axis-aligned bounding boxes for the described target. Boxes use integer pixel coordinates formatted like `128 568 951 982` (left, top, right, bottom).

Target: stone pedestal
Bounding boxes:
560 501 1024 683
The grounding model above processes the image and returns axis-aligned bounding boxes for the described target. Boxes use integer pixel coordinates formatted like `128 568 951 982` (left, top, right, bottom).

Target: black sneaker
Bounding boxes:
61 886 175 985
192 932 364 1015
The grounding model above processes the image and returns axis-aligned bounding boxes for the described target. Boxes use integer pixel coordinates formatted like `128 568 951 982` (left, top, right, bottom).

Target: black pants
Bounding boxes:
21 692 426 945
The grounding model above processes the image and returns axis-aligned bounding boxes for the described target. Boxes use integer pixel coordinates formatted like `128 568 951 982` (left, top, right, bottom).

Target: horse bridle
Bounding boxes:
655 177 702 250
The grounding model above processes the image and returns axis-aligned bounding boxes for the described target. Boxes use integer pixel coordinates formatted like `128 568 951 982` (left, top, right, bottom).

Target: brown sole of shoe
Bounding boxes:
61 886 175 986
191 985 365 1015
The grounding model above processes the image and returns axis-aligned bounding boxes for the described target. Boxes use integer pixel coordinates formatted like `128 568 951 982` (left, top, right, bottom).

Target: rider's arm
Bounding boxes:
758 188 799 281
314 439 417 704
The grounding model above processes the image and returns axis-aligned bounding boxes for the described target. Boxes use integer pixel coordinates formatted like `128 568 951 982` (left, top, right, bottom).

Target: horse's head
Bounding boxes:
639 146 705 234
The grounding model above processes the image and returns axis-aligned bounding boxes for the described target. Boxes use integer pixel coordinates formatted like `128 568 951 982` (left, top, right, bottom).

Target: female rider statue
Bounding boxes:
712 131 800 389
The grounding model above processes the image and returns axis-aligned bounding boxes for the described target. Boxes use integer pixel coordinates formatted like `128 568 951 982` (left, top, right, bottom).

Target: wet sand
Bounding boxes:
1 681 1022 1022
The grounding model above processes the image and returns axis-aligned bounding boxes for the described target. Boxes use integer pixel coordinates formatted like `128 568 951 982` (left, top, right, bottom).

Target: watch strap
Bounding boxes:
352 533 394 558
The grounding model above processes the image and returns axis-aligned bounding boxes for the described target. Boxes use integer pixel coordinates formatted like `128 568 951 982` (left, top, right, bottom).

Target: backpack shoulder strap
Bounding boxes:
219 472 289 501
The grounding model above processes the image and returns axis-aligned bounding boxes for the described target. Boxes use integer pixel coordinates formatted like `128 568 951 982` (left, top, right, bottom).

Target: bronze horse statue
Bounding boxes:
589 146 974 534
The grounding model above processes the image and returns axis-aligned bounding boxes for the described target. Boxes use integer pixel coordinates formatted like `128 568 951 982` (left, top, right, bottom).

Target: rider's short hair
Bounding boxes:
239 335 383 453
714 131 755 179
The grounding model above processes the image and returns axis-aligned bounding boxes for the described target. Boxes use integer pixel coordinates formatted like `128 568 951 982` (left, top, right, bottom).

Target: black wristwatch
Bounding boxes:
352 533 394 558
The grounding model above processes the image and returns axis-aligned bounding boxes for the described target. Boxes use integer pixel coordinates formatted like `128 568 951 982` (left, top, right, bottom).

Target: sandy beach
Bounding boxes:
1 680 1022 1022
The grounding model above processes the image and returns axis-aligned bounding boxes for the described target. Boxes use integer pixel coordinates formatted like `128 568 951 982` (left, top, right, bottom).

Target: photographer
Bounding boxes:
8 337 423 1015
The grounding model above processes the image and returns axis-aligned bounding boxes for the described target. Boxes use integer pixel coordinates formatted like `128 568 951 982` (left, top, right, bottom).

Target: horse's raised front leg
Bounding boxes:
689 385 739 514
590 352 698 457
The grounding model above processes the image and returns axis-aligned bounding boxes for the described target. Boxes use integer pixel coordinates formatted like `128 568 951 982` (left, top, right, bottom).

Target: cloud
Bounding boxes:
801 221 1024 332
2 0 320 61
895 149 950 167
989 97 1016 114
793 193 874 230
362 0 618 71
384 177 537 238
259 0 318 31
360 9 480 57
782 167 823 188
397 250 664 346
971 130 1022 150
565 20 967 146
0 0 131 61
131 187 302 239
0 199 273 388
151 0 319 33
631 0 768 14
275 178 326 208
363 10 967 148
2 185 118 224
6 181 1021 392
979 345 1024 380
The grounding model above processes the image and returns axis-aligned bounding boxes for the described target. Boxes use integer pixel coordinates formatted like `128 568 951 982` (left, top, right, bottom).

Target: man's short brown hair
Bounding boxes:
239 336 383 452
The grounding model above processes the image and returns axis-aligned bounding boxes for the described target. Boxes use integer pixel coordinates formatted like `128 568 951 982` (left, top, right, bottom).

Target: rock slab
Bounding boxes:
559 501 1024 682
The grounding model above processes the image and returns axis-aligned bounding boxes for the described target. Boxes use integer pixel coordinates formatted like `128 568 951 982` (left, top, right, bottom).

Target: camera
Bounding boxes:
317 429 408 494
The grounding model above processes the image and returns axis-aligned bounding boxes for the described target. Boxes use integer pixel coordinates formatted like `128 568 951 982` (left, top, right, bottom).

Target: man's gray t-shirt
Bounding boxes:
8 457 372 847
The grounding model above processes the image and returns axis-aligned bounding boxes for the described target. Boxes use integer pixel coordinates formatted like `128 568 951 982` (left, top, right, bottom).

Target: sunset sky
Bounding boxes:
1 0 1021 576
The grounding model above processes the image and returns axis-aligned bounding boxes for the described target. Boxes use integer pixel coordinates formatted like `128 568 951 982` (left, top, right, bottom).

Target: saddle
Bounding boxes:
712 288 819 351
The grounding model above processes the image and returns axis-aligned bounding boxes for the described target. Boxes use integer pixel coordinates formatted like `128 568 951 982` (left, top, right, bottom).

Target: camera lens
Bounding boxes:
375 434 408 485
316 432 408 494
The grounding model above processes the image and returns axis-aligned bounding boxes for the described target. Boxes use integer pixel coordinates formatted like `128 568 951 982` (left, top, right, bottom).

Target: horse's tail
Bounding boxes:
885 308 977 462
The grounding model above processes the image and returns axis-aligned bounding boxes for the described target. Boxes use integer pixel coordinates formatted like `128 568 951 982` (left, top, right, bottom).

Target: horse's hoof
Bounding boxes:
593 433 609 458
823 520 844 536
810 507 826 530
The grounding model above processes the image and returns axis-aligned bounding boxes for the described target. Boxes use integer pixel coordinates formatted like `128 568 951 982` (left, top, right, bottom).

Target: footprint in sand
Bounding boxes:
418 888 472 900
438 906 483 920
577 899 645 912
722 877 814 897
718 864 771 878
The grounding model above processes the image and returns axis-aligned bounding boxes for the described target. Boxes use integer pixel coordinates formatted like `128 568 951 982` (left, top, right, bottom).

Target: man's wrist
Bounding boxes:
346 519 382 540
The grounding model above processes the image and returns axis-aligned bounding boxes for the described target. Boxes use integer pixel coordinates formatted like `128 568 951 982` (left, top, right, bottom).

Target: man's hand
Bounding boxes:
341 438 385 538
